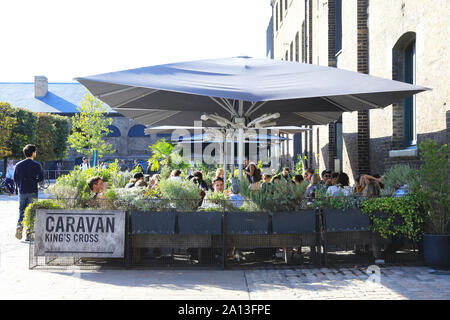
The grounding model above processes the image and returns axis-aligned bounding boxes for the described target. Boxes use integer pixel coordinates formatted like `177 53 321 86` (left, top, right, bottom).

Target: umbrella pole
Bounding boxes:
238 127 244 181
231 130 235 179
223 131 227 190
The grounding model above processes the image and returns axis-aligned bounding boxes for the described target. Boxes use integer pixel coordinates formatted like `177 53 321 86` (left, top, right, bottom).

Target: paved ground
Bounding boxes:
1 192 449 300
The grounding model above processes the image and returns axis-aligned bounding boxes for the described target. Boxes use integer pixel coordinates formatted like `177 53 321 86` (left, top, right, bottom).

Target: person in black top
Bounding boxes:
13 144 43 241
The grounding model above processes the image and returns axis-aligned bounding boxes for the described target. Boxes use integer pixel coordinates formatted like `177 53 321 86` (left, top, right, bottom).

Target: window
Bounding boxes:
275 4 279 31
335 0 342 55
280 0 283 22
107 125 121 137
128 124 146 137
404 40 416 146
301 22 306 62
295 32 299 62
285 50 288 61
290 41 294 61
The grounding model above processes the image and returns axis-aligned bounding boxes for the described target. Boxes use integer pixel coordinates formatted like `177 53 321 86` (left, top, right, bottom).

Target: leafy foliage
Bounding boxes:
159 178 202 211
68 93 115 159
22 199 64 233
8 108 38 159
380 164 415 196
361 194 424 241
238 179 308 213
48 159 131 206
410 140 449 234
148 138 174 171
0 102 17 158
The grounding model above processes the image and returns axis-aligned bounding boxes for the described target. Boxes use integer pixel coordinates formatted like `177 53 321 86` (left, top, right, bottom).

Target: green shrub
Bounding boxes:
380 164 415 196
410 139 449 234
361 194 424 241
238 179 308 213
22 199 64 233
159 179 202 211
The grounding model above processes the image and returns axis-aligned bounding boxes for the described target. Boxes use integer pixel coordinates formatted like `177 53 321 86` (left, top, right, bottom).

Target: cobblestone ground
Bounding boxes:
1 193 449 300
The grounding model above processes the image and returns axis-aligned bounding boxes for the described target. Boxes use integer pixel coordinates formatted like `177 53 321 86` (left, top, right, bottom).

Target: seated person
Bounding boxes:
281 167 292 182
303 168 315 182
212 176 224 193
319 170 332 188
293 174 304 185
272 175 281 184
87 176 106 199
125 172 145 188
362 180 381 198
168 169 182 182
134 180 148 187
326 172 353 197
305 173 321 199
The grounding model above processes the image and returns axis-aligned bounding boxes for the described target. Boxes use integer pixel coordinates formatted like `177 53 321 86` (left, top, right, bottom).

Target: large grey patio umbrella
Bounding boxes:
75 56 429 177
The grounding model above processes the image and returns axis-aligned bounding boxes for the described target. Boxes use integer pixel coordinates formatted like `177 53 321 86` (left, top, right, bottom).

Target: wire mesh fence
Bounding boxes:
28 197 425 270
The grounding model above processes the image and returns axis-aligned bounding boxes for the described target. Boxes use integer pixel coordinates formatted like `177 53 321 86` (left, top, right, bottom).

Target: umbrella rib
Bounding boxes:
132 110 179 121
113 89 159 109
347 95 383 109
96 86 137 98
245 101 268 117
320 97 353 112
209 96 237 116
144 111 181 127
294 112 327 125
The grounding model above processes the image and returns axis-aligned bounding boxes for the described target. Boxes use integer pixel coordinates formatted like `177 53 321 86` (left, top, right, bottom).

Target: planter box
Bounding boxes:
178 212 222 235
272 210 316 234
131 211 176 234
423 233 450 268
225 212 269 235
323 209 370 232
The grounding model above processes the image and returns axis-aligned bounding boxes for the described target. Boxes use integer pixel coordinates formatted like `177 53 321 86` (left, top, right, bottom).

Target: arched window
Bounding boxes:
107 125 121 137
392 32 416 148
128 124 147 137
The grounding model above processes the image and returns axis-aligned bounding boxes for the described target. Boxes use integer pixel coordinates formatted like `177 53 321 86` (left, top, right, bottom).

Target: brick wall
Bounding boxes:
357 0 370 175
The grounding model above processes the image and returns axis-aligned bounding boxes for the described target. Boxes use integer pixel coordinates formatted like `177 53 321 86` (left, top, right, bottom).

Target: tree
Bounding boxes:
52 114 70 160
0 102 16 159
68 93 115 162
8 107 38 159
35 113 57 164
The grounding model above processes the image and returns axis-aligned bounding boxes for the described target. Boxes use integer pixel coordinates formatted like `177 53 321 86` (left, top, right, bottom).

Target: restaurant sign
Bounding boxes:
34 210 126 258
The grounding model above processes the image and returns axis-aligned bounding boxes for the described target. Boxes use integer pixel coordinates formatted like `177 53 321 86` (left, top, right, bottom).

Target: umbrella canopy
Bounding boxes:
111 108 342 127
145 125 311 135
75 56 429 178
75 56 428 120
171 133 290 143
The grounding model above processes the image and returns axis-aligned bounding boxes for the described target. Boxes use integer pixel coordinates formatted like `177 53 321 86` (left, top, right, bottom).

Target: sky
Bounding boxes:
0 0 272 82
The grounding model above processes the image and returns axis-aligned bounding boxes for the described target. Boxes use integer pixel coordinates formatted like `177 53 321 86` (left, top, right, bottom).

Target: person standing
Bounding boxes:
5 160 16 196
80 157 90 171
13 144 43 241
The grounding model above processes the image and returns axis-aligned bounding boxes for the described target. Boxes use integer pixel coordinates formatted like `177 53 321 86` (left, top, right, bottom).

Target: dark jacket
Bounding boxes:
13 158 43 194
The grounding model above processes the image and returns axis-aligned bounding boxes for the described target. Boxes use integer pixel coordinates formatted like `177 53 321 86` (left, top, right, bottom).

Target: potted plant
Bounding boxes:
411 139 449 268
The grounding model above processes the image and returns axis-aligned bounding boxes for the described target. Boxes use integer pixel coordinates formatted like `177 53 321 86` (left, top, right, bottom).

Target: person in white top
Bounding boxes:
5 159 16 195
168 169 182 182
80 157 90 171
326 172 353 197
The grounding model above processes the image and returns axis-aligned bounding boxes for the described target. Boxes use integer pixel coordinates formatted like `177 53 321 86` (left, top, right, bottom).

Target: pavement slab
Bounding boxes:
1 194 449 300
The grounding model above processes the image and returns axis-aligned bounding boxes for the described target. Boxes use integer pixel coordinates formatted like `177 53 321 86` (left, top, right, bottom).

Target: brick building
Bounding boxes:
269 0 449 183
